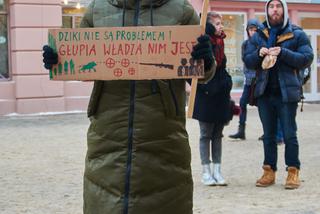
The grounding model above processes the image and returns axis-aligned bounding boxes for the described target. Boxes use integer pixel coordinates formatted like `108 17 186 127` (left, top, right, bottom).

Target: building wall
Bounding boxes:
0 0 92 115
1 0 320 115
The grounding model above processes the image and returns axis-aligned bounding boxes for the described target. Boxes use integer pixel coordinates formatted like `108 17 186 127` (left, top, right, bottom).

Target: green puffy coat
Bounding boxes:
81 0 214 213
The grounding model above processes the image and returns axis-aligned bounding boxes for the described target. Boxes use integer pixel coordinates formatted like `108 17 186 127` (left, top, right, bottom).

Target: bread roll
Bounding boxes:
262 55 277 69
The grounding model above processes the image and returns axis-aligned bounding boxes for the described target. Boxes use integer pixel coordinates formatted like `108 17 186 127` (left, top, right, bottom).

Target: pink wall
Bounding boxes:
0 0 92 115
189 0 203 13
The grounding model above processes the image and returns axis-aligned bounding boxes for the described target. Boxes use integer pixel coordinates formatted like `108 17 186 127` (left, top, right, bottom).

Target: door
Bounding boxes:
304 30 320 101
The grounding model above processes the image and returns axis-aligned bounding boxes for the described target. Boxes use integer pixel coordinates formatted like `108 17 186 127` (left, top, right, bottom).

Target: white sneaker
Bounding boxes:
212 163 227 186
201 164 216 186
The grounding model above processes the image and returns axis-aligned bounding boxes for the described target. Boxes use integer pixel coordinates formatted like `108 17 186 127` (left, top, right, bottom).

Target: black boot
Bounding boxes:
229 124 246 140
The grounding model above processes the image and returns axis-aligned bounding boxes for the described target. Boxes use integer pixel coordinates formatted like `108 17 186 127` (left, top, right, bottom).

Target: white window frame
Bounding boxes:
62 13 84 28
0 0 10 81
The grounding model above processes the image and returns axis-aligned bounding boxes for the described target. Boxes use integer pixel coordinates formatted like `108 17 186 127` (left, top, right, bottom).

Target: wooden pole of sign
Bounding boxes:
187 0 210 118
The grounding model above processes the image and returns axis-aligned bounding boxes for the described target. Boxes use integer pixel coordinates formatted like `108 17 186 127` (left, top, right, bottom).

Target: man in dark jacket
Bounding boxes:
229 18 262 140
244 0 313 189
192 11 232 186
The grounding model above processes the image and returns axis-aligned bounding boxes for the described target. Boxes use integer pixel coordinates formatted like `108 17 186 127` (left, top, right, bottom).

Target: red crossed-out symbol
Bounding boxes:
105 58 116 68
128 67 135 75
121 58 130 67
114 68 123 77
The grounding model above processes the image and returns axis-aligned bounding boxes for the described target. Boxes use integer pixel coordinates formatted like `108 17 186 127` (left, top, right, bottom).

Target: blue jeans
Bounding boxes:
257 95 300 171
276 118 284 142
199 121 224 165
239 85 251 125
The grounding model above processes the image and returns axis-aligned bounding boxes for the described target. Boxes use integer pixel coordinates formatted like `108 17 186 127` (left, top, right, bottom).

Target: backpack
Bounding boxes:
299 66 311 112
299 66 311 85
291 24 312 86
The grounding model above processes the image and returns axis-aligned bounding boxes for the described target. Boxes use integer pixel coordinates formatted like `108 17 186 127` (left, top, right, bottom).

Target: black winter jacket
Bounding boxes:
193 57 233 124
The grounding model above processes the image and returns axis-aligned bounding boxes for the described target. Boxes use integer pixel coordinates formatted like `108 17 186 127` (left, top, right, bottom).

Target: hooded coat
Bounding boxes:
242 18 262 86
244 0 313 102
192 30 233 124
80 0 215 213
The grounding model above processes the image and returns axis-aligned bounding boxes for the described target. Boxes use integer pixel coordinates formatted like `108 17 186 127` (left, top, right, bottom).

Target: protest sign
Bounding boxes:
48 25 204 81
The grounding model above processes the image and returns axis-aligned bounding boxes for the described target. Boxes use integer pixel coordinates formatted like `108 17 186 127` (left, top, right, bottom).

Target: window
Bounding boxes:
222 13 245 90
300 12 320 30
0 0 4 11
62 7 86 28
62 1 90 28
0 0 9 80
299 13 320 93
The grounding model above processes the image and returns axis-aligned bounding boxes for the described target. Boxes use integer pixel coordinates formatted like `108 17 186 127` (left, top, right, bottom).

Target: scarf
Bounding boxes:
267 25 282 48
209 31 226 67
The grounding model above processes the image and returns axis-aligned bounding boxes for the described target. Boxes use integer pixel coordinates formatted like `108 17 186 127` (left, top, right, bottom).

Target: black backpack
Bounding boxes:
291 24 312 86
299 66 311 112
299 66 311 86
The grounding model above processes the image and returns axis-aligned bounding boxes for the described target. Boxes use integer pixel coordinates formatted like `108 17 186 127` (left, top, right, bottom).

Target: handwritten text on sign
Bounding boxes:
48 26 204 81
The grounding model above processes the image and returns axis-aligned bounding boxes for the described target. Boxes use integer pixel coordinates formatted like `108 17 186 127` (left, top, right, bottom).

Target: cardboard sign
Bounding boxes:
48 26 204 81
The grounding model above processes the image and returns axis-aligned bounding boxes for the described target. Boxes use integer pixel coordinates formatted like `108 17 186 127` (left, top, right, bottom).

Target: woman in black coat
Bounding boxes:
192 11 233 186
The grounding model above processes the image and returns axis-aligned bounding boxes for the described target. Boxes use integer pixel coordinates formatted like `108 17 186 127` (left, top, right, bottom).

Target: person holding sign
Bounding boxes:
243 0 313 189
191 12 234 186
43 0 216 213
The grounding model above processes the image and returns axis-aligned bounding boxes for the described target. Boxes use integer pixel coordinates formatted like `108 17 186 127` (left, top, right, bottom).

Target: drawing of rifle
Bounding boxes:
139 62 174 70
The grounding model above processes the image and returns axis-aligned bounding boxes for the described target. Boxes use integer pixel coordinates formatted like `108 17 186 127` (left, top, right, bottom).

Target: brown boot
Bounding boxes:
256 165 276 187
285 167 300 189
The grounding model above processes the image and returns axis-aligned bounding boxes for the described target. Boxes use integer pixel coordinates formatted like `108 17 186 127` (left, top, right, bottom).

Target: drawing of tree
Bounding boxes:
49 69 53 79
58 63 63 75
64 61 69 74
48 33 57 52
70 59 75 74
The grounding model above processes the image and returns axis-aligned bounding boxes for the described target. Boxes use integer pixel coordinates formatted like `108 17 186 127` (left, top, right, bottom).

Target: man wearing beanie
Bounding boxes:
243 0 313 189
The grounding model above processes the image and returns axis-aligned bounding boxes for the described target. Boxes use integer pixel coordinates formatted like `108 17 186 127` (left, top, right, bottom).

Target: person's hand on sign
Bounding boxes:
191 35 214 71
42 45 58 70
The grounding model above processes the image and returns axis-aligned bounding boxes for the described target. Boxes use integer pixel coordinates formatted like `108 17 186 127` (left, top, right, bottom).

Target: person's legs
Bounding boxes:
256 95 278 187
239 85 251 125
276 118 284 144
257 96 278 171
211 123 226 185
277 101 300 168
199 121 216 185
229 85 250 139
199 121 214 165
211 123 224 164
277 100 300 189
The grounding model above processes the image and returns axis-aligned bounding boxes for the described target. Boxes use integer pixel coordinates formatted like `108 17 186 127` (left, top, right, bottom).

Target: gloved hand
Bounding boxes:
42 45 58 70
191 35 214 70
205 22 216 37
